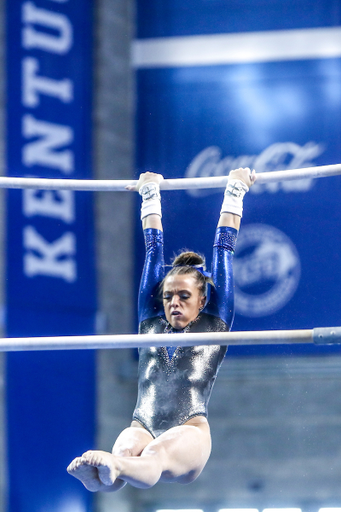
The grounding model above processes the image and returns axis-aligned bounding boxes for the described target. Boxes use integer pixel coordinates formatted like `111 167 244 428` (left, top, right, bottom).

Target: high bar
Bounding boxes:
1 163 341 191
0 327 340 352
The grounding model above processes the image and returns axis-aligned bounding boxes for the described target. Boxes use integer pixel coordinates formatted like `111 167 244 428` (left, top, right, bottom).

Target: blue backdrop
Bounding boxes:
137 0 341 37
135 3 341 356
6 1 96 511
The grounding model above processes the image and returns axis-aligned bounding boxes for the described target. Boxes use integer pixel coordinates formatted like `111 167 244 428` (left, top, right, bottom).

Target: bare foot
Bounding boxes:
67 456 107 492
81 450 121 486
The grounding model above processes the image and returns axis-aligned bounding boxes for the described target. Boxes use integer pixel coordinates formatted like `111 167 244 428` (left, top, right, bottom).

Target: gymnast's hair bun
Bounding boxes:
163 251 212 297
172 251 206 268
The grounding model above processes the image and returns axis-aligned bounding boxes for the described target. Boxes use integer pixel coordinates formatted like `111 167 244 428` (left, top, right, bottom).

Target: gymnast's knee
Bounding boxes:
112 446 134 457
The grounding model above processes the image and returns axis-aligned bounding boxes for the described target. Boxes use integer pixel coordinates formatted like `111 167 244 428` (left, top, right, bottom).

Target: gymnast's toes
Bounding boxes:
82 450 106 466
67 457 85 473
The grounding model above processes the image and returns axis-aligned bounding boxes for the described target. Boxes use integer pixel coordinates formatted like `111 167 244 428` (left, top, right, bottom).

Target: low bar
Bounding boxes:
0 328 324 352
1 163 341 191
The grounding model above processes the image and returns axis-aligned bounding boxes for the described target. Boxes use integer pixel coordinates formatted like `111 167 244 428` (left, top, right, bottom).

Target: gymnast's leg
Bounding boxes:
69 416 212 490
67 423 153 492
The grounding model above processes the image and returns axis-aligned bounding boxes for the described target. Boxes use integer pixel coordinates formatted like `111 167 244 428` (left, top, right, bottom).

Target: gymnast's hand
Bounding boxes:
229 167 256 188
126 171 164 192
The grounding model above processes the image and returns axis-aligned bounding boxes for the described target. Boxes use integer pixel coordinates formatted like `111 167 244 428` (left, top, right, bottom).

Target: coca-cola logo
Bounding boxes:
185 142 325 197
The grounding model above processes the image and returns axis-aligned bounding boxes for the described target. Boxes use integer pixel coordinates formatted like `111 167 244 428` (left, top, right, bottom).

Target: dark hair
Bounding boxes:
161 251 213 297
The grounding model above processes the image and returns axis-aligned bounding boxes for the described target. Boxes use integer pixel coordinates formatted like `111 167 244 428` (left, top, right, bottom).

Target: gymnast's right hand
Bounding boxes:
126 171 164 192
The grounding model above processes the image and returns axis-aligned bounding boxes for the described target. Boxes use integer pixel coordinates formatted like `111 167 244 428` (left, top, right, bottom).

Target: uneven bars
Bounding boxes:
0 327 339 352
1 163 341 191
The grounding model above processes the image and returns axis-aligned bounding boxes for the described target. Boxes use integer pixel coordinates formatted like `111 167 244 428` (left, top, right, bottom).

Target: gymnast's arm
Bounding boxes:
132 172 165 323
206 168 256 327
205 219 237 327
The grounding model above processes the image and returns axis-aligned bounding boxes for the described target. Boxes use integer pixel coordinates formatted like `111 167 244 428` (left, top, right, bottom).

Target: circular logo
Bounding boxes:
234 224 301 317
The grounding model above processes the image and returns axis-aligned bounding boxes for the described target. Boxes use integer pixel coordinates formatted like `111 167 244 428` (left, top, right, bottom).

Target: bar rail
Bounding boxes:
1 163 341 191
0 327 339 352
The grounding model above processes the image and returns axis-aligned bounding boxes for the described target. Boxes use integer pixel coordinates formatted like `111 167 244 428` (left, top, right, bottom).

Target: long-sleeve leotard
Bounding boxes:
133 227 238 438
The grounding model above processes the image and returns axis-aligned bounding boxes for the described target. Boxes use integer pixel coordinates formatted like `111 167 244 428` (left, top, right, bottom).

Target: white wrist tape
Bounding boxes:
220 179 249 217
139 182 162 220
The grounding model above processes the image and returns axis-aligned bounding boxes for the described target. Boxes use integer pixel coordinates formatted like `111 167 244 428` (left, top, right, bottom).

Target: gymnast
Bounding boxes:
67 167 255 491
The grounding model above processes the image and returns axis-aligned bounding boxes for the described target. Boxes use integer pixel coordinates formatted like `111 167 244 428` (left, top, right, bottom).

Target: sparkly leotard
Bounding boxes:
132 227 237 438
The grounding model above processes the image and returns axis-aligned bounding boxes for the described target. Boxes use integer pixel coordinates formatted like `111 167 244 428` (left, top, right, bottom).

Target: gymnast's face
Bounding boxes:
163 274 206 330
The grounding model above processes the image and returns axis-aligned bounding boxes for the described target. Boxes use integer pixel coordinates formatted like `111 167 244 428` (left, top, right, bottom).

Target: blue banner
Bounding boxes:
6 1 96 511
137 0 341 38
135 58 341 356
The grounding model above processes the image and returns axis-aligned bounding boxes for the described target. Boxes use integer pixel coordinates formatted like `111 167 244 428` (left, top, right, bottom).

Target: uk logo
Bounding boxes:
234 224 301 317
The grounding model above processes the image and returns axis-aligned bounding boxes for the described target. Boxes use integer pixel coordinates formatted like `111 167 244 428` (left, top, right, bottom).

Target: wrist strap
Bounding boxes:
139 182 161 201
139 182 162 220
220 179 249 217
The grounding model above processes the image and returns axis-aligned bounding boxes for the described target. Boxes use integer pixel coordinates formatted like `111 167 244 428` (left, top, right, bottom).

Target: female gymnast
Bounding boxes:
67 167 255 491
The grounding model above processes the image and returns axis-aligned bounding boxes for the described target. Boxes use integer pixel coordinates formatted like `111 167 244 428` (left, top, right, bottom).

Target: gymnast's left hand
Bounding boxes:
126 171 164 192
229 167 256 188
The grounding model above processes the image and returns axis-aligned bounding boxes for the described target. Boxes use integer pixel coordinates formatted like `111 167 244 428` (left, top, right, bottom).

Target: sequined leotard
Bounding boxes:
132 227 237 438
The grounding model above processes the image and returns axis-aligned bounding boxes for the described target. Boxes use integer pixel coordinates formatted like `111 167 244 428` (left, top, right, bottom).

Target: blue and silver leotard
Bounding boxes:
132 227 237 438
